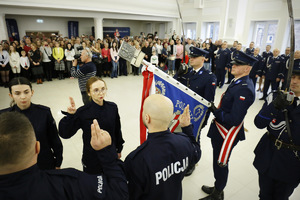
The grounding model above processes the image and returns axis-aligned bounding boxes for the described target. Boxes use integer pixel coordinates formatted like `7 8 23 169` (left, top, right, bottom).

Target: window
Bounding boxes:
205 22 219 42
252 21 278 49
287 20 300 50
183 22 196 40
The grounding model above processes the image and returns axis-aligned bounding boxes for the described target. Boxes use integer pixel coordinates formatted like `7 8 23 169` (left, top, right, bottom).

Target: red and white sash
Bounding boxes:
214 120 243 166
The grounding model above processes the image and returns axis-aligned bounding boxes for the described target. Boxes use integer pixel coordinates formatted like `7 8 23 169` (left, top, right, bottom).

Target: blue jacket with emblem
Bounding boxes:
0 145 128 200
0 103 63 169
263 56 284 80
124 125 201 200
253 92 300 183
208 75 255 141
250 54 263 78
174 67 216 127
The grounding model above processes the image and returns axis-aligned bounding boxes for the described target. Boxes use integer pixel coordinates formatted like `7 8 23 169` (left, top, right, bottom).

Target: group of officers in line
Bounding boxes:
0 44 300 200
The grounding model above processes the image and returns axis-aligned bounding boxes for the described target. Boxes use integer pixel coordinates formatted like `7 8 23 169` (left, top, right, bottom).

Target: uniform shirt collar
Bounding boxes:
147 129 171 140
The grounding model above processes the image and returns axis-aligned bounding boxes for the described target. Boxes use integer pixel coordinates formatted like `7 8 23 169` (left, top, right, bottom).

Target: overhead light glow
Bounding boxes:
36 19 43 23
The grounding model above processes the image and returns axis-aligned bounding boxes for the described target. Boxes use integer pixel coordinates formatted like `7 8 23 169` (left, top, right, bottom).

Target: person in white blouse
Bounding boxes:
65 43 75 78
9 45 20 77
19 50 30 80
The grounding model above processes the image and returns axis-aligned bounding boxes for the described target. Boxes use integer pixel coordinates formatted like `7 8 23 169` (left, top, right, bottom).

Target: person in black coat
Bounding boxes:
253 70 300 200
0 77 63 170
59 76 124 174
0 112 128 200
141 41 152 62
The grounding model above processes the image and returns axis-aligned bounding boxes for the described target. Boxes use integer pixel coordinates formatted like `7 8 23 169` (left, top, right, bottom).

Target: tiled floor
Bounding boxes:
0 75 299 200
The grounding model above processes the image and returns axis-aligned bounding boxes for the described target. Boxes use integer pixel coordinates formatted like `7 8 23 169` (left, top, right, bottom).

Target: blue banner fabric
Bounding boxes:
154 74 208 139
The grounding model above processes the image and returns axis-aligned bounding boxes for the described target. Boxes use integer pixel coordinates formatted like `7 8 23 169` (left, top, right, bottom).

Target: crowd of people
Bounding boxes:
1 30 300 200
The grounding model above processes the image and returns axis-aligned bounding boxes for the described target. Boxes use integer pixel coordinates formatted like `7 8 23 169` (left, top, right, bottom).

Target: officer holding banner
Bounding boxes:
200 51 257 200
174 46 217 176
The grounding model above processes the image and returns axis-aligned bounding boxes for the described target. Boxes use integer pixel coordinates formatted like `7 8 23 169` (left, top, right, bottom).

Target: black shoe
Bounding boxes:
184 165 195 176
259 97 265 100
199 187 224 200
4 82 9 88
201 185 214 194
225 82 230 84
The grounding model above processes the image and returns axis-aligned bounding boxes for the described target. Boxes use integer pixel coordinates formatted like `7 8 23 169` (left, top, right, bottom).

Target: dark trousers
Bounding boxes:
65 61 72 77
262 79 279 98
211 131 239 191
96 63 103 77
216 68 226 87
258 172 299 200
81 91 90 105
43 61 53 81
119 58 127 76
175 58 182 72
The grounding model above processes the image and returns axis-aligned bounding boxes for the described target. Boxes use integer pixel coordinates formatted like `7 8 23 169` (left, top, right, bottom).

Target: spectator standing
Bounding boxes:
52 42 65 80
101 43 111 77
0 44 10 87
175 38 183 72
40 41 53 81
9 45 20 78
28 43 43 84
20 50 30 79
64 43 75 78
110 41 119 79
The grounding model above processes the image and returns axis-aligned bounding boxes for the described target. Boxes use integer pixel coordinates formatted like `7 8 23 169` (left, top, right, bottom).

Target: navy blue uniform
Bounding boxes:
249 54 263 87
254 92 300 200
262 51 273 67
283 58 300 90
215 48 231 87
245 47 254 55
281 54 290 90
174 67 216 127
262 56 284 99
59 100 124 174
124 125 201 200
0 104 63 170
208 75 255 191
0 145 128 200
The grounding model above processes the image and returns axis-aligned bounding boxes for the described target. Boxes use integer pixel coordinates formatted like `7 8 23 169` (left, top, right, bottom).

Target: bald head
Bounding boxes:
143 94 174 131
273 48 280 57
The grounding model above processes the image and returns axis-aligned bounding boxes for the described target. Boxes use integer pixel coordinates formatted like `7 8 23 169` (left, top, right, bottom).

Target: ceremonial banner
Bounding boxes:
117 41 210 144
5 19 20 41
140 64 210 144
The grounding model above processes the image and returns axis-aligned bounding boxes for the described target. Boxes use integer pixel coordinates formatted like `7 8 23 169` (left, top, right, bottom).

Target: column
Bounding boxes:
0 14 8 42
94 17 103 40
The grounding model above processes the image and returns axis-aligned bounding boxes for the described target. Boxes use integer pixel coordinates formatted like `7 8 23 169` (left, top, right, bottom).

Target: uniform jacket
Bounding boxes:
124 125 201 200
245 48 254 55
174 67 216 127
250 54 263 78
263 56 284 80
59 100 124 171
208 75 255 141
215 48 231 70
253 92 300 183
262 51 273 67
0 104 63 169
0 146 128 200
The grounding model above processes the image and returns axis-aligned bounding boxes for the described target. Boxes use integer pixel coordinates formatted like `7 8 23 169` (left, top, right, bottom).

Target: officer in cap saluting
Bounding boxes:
200 51 257 200
174 46 217 176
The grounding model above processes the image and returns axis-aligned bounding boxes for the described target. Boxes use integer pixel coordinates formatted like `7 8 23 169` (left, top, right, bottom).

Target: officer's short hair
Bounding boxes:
83 49 92 58
0 112 35 166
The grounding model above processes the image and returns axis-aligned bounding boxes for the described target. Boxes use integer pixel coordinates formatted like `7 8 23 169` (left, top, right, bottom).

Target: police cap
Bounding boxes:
189 46 209 58
231 50 258 66
292 70 300 76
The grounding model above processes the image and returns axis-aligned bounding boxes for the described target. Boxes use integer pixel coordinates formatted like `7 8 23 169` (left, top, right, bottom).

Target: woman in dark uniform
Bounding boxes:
0 77 63 170
28 43 43 84
59 76 124 174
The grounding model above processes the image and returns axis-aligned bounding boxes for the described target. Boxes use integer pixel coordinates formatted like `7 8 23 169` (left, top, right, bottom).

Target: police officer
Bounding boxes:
245 41 255 55
124 94 201 200
227 43 243 84
0 112 128 200
200 51 257 200
174 46 217 176
260 48 284 100
253 70 300 200
215 42 231 88
257 45 273 92
249 47 264 88
0 77 63 170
